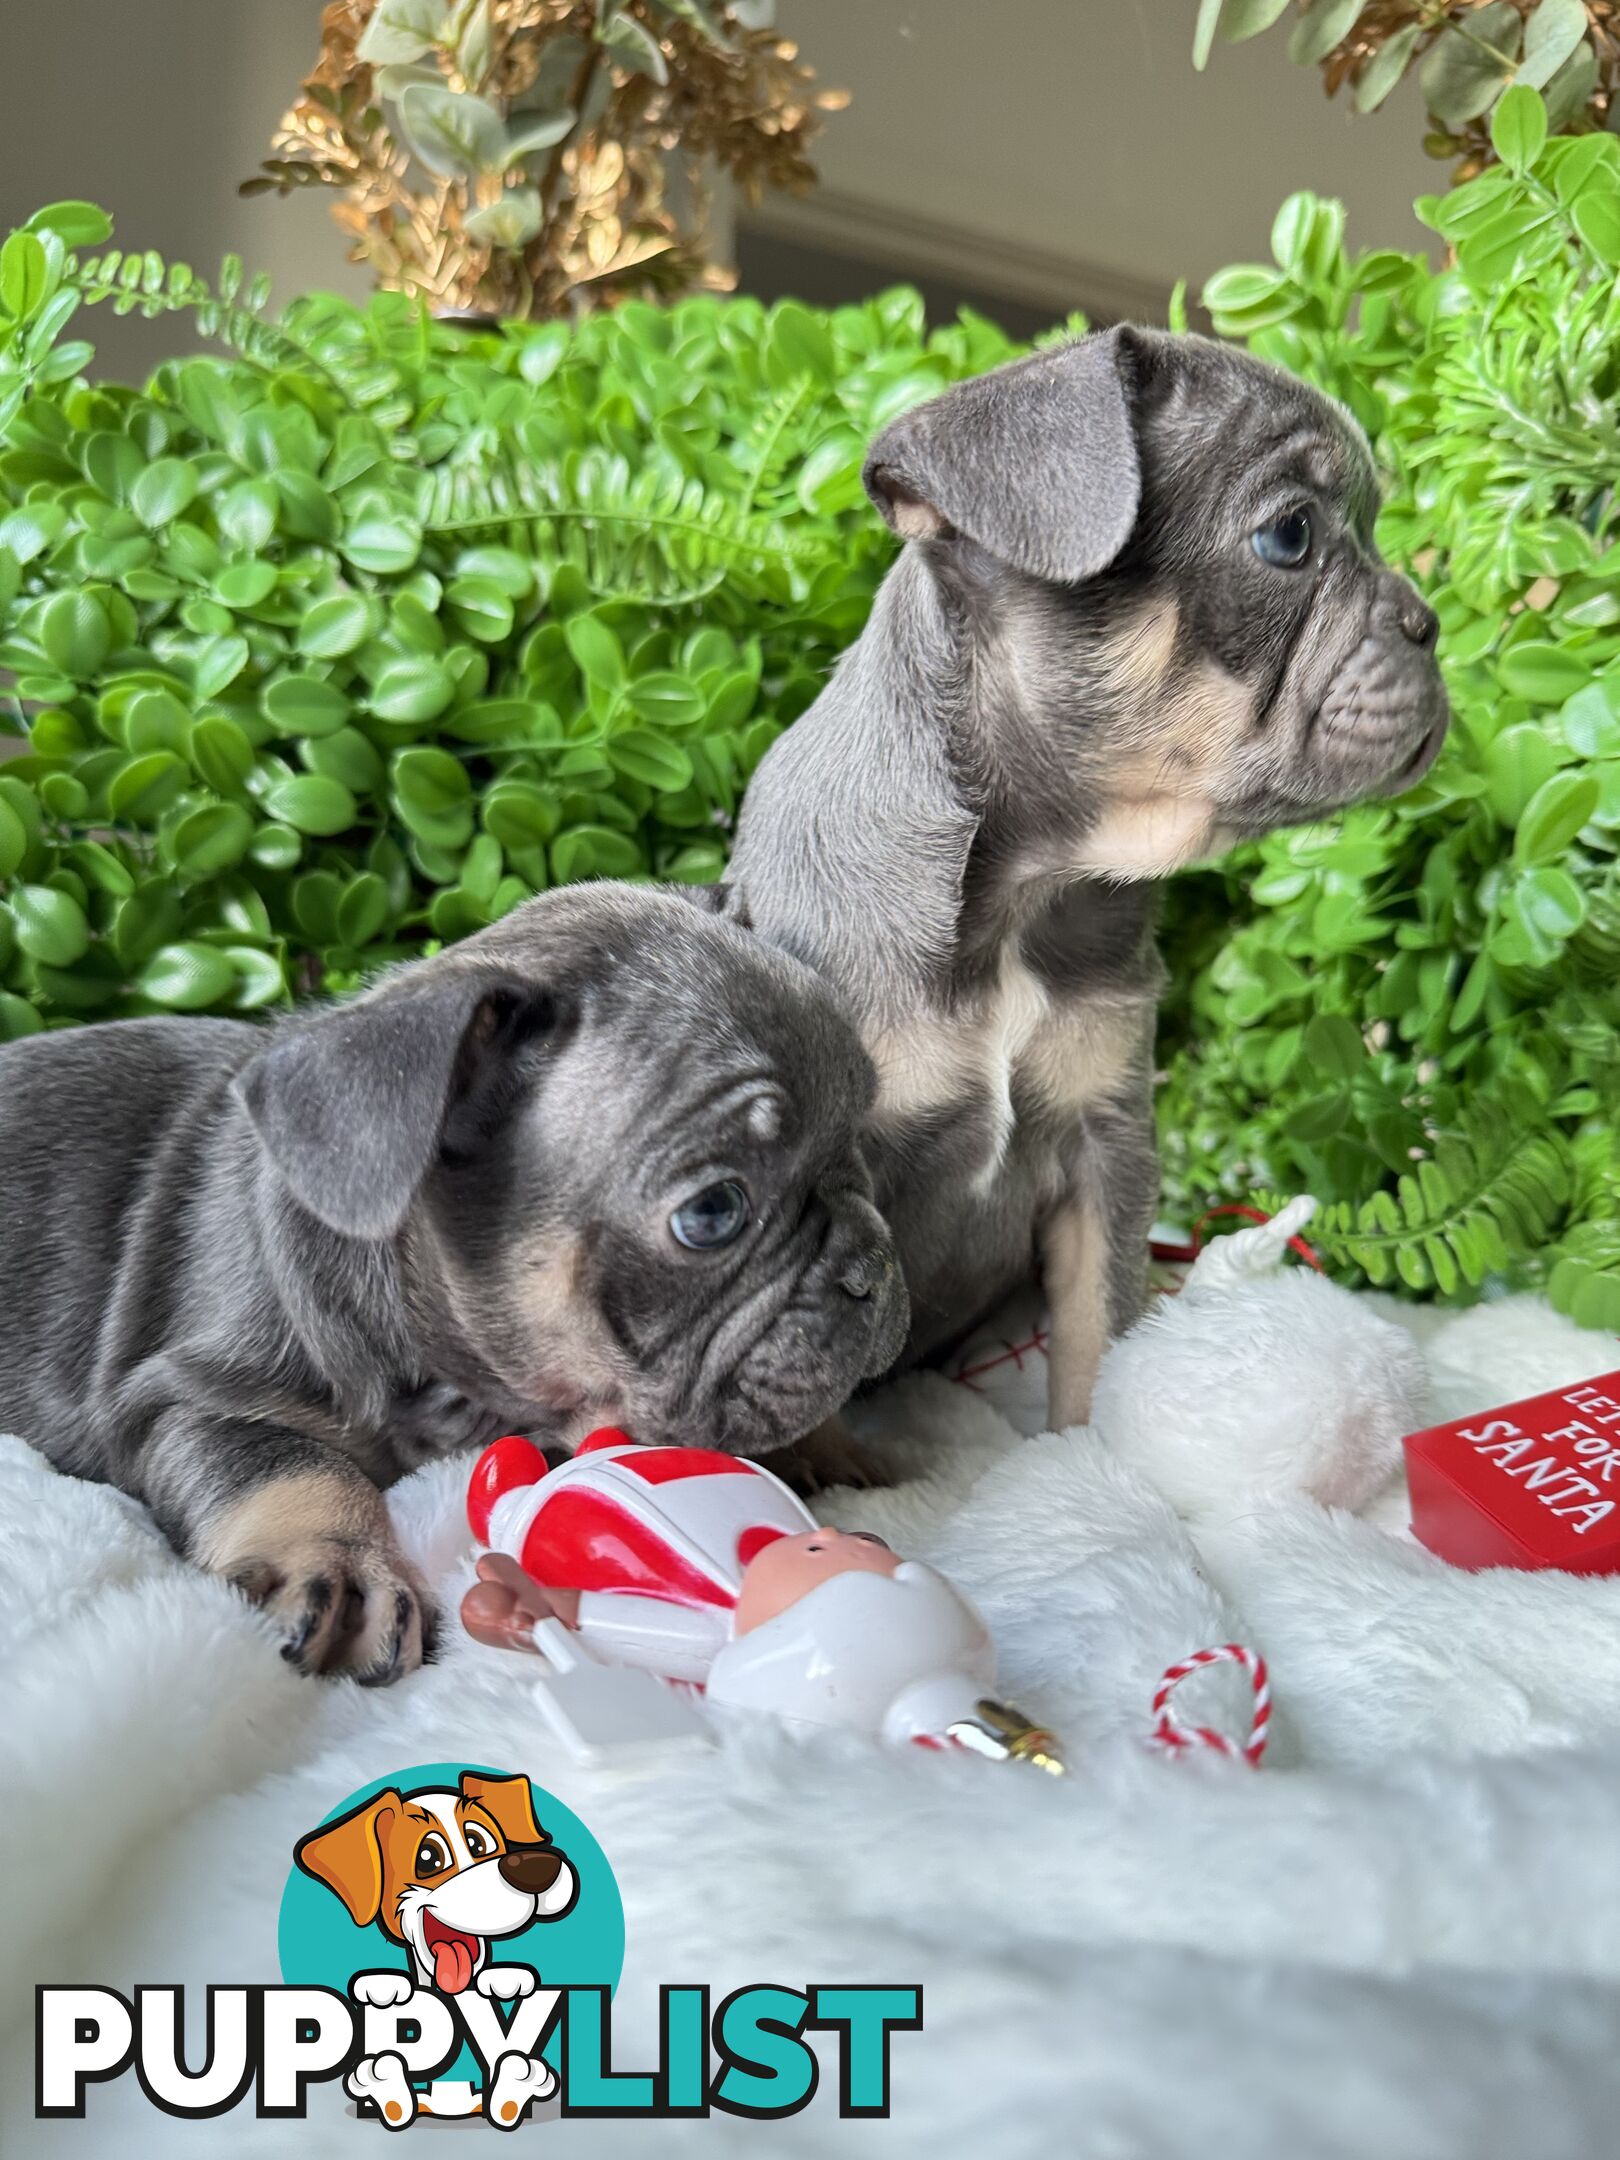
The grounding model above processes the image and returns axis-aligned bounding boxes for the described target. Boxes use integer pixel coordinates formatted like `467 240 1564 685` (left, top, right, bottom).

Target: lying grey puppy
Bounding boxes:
0 885 905 1681
728 327 1448 1429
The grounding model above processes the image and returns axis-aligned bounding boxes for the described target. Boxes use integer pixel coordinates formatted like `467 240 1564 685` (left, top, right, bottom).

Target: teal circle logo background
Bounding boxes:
278 1762 624 2078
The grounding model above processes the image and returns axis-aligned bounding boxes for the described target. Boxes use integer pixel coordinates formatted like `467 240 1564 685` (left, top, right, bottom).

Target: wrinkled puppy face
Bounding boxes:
242 887 907 1456
865 328 1448 878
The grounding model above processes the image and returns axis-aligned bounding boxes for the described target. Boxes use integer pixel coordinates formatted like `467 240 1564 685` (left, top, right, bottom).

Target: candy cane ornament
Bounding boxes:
1150 1643 1271 1767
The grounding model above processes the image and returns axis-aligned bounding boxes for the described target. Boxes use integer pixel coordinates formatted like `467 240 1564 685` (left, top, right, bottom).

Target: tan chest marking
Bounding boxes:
871 948 1147 1179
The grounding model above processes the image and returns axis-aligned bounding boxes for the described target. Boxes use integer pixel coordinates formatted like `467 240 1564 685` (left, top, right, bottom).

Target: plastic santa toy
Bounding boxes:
463 1429 1062 1770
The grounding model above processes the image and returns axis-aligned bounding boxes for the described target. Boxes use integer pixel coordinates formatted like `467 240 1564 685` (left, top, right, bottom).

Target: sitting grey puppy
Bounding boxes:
0 885 905 1682
728 327 1448 1430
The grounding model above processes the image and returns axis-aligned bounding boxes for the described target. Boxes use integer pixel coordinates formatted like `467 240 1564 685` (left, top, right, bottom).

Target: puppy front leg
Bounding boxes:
1040 1113 1158 1430
140 1415 435 1684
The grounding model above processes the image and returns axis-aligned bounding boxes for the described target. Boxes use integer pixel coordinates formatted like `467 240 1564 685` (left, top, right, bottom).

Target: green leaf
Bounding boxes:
1353 21 1421 111
7 883 89 966
372 656 457 723
1572 189 1620 266
337 871 391 948
190 635 248 703
1490 84 1548 173
0 992 43 1042
1193 0 1226 69
503 111 576 166
223 946 287 1010
397 85 509 177
1542 37 1597 129
216 479 278 553
1496 642 1591 702
482 781 560 848
107 750 188 823
446 575 516 642
38 591 112 678
1288 0 1365 67
551 824 645 882
26 200 113 247
169 803 253 881
137 941 239 1011
263 674 353 738
0 231 51 322
1419 2 1522 127
190 715 256 796
393 746 471 818
1219 0 1291 41
341 515 422 576
1514 770 1600 865
358 0 449 64
131 457 199 527
262 775 358 837
1560 681 1620 759
463 189 544 251
607 729 694 792
565 613 625 690
765 302 835 388
1516 864 1586 940
1518 0 1586 90
298 593 375 659
1301 1012 1365 1079
0 793 26 880
594 7 668 82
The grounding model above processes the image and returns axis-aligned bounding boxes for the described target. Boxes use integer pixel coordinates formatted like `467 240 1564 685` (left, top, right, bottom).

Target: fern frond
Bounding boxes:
1258 1091 1574 1299
418 446 819 608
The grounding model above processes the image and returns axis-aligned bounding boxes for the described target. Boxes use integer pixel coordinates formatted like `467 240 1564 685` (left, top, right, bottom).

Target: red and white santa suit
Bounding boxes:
467 1429 818 1684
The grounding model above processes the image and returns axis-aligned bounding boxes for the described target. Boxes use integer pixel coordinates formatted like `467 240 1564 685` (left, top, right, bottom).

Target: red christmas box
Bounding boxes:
1405 1370 1620 1573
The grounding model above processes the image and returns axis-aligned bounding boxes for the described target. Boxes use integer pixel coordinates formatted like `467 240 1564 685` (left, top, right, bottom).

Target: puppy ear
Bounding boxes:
862 325 1145 584
294 1790 401 1928
667 879 752 931
237 971 552 1239
459 1770 545 1846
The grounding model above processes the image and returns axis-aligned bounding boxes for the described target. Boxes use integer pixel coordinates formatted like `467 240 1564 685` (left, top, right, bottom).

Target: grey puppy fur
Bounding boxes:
728 326 1448 1428
0 884 906 1682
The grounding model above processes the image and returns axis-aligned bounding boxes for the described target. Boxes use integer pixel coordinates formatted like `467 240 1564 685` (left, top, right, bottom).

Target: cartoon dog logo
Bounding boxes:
294 1770 577 2000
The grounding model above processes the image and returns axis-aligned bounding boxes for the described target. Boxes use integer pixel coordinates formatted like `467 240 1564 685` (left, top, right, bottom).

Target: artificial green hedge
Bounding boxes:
1162 87 1620 1326
0 210 1024 1018
4 88 1620 1326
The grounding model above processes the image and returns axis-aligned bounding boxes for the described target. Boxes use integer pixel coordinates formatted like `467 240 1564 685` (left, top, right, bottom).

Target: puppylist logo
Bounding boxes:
35 1761 921 2130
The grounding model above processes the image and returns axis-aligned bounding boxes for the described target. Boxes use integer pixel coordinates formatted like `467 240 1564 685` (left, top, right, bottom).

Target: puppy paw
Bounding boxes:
346 2050 416 2128
476 1964 538 2002
208 1473 437 1684
485 2052 555 2128
765 1418 895 1496
353 1970 417 2009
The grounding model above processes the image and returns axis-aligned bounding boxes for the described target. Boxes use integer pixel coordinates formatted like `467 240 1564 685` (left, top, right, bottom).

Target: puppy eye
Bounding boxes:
415 1834 451 1878
1252 509 1312 568
669 1179 750 1251
464 1826 493 1857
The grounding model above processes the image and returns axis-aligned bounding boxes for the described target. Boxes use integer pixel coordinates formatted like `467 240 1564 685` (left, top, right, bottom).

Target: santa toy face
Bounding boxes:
734 1529 900 1634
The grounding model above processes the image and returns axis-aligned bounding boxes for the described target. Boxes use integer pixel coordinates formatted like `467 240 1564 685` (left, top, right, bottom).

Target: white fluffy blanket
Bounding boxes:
6 1286 1620 2158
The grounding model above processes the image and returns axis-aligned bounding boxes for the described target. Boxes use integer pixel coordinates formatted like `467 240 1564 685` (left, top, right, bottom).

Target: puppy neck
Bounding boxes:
925 553 1238 894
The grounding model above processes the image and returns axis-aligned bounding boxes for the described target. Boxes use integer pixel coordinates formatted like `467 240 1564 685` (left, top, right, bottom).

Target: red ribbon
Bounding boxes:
1150 1202 1323 1273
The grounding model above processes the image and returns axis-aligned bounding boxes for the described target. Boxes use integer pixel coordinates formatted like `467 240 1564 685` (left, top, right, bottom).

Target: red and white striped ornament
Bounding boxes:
1150 1643 1271 1767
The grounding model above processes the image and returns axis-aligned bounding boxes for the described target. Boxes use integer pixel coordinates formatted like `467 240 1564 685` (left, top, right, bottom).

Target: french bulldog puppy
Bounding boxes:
0 885 906 1682
727 327 1448 1429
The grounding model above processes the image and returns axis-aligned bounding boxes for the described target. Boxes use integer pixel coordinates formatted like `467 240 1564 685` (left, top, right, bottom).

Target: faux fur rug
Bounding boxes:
5 1285 1620 2158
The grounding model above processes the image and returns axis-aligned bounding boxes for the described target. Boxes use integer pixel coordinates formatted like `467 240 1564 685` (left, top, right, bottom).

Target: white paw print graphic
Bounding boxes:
486 2052 556 2130
346 2049 416 2130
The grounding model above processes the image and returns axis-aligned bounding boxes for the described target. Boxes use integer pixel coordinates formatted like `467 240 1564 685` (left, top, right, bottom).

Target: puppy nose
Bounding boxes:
498 1846 565 1895
1397 591 1439 650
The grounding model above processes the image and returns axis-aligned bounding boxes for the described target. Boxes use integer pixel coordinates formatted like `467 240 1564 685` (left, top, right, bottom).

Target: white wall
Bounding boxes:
771 0 1438 306
0 0 1439 376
